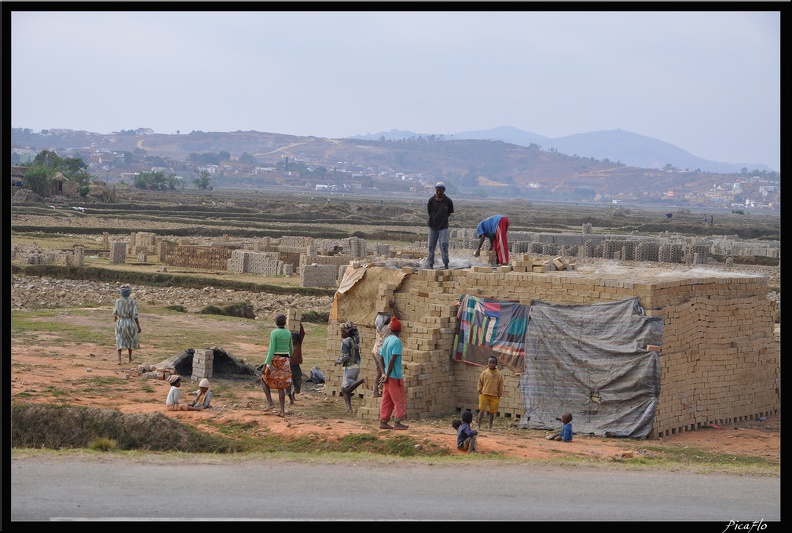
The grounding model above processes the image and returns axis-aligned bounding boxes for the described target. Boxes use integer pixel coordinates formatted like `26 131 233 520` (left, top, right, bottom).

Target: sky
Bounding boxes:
8 8 782 171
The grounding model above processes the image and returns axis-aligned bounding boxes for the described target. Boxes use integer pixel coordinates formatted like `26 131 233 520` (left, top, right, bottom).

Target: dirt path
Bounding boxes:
10 306 780 466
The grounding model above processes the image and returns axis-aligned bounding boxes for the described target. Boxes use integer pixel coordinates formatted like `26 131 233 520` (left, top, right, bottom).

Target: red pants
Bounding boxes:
379 378 407 421
493 217 510 265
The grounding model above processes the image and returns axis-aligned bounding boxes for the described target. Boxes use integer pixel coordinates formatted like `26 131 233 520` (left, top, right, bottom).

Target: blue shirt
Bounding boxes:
380 334 403 380
457 421 478 448
561 422 573 442
476 215 504 238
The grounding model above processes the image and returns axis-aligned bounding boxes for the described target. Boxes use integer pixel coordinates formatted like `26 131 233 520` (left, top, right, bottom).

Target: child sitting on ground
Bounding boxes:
546 412 573 441
189 378 212 409
452 410 479 452
165 375 203 411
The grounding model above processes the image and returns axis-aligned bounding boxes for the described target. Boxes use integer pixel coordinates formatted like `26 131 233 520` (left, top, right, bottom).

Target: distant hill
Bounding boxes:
348 127 772 174
10 127 780 208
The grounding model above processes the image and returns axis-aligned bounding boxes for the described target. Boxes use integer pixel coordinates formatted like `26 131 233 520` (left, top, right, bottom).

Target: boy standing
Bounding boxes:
476 355 504 430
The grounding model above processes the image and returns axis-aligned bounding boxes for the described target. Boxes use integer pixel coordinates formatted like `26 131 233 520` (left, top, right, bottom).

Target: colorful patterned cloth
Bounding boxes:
451 294 529 372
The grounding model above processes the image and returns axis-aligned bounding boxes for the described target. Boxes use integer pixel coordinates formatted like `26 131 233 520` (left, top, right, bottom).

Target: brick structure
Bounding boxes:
301 263 339 288
325 262 778 439
10 242 85 266
191 348 214 379
109 241 127 264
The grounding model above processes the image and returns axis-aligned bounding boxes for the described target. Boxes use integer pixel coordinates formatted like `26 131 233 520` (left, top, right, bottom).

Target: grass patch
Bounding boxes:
638 443 775 468
197 302 255 318
11 403 247 453
89 437 118 452
10 404 450 458
302 310 330 323
11 309 106 342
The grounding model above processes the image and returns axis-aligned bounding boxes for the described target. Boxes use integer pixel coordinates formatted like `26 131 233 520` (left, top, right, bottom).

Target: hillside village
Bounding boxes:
10 128 781 211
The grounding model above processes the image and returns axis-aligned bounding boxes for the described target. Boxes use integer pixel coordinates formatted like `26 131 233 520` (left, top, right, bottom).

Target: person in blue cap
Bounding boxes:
426 181 454 270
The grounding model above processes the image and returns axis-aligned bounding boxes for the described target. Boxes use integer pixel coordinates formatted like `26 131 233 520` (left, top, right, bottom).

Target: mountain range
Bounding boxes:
348 126 773 174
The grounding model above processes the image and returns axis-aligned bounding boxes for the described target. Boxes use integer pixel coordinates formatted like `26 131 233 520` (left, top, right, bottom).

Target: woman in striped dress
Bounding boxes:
113 284 141 364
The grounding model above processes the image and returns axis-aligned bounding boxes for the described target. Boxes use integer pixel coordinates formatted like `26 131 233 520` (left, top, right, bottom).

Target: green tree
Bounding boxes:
238 152 257 165
33 149 61 168
61 157 91 187
193 171 213 190
23 165 54 195
198 153 220 165
132 170 173 190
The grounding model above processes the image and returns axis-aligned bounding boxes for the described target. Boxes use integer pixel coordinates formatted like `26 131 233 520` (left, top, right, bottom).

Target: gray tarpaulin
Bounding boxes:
517 297 664 439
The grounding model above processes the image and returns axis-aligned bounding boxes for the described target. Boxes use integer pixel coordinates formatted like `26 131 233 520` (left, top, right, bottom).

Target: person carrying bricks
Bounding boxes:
335 321 367 413
371 299 400 398
289 323 305 405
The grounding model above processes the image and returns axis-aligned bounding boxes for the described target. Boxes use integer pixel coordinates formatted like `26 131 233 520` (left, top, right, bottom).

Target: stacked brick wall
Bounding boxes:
658 243 685 263
164 245 237 270
344 237 368 259
11 243 85 267
278 251 302 270
192 349 214 379
110 241 127 264
688 243 710 264
131 231 158 256
227 250 282 275
158 241 176 262
299 254 350 281
301 263 339 288
635 241 660 262
371 244 390 258
325 263 778 439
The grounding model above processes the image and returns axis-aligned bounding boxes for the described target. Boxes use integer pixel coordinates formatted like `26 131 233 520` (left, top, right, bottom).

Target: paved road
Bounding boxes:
10 454 780 522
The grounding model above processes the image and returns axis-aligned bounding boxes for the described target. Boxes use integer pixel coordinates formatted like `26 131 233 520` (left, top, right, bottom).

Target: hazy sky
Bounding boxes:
9 8 781 170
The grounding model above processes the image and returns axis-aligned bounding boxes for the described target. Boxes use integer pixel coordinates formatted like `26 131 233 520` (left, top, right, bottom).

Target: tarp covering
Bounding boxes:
518 297 664 438
330 264 409 326
450 294 664 438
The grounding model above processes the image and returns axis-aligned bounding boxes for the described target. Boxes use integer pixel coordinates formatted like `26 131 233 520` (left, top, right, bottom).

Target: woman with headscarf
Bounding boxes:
113 284 141 365
261 313 294 417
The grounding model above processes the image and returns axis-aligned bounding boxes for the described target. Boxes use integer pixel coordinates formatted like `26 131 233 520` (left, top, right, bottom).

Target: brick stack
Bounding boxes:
325 263 779 439
301 264 338 287
109 241 127 264
191 348 214 379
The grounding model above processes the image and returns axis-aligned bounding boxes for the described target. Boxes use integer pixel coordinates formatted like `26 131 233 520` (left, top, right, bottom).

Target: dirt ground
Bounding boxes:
10 310 780 465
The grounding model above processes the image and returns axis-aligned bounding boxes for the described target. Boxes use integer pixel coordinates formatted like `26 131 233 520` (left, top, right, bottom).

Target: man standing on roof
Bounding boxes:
426 181 454 270
473 214 510 266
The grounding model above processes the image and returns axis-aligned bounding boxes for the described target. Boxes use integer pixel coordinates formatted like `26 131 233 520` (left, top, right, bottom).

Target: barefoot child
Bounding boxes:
476 355 504 430
453 410 478 452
